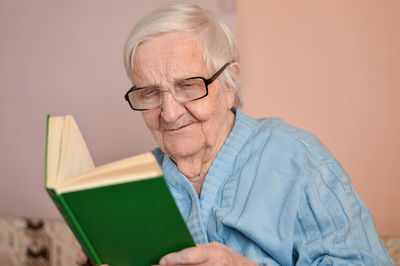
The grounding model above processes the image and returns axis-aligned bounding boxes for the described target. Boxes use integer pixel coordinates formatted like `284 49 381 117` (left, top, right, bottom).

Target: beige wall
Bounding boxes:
237 0 400 236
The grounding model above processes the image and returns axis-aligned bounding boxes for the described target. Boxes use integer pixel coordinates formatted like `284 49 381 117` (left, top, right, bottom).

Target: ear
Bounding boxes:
223 62 240 109
229 62 240 79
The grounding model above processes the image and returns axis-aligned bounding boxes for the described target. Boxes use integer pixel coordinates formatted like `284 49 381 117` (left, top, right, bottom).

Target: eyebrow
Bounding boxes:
135 73 206 88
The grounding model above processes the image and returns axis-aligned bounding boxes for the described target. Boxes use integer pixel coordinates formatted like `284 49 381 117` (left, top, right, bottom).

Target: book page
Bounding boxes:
58 153 162 193
46 116 64 188
57 116 94 184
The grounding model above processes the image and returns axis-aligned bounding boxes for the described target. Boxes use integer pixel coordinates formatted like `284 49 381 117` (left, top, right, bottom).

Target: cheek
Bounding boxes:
142 111 166 148
142 110 160 130
185 93 222 122
185 95 227 140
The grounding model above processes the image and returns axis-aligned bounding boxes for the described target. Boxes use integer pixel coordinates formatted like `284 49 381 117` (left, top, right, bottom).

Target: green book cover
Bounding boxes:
45 115 195 266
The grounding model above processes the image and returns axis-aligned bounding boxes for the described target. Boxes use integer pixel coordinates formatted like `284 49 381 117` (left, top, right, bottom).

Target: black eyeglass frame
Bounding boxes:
124 62 231 111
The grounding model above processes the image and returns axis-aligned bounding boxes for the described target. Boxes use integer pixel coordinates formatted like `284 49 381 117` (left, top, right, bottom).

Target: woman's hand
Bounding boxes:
75 248 109 266
76 242 256 266
159 242 257 266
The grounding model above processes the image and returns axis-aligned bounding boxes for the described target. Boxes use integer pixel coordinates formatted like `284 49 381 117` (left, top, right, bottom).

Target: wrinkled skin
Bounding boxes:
133 31 236 194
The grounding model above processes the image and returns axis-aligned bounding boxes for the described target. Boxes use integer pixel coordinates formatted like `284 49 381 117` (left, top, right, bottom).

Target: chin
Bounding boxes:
164 142 203 159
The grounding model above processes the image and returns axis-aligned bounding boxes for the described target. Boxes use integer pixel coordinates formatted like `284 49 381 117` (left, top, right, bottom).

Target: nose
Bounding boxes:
160 91 186 123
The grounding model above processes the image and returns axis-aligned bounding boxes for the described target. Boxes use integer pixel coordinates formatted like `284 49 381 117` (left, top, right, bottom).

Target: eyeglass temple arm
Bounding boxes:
206 63 230 84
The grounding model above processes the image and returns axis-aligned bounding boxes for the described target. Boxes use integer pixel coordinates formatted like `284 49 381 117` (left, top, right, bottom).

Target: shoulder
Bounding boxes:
230 112 357 213
229 111 344 183
252 117 336 166
244 115 354 189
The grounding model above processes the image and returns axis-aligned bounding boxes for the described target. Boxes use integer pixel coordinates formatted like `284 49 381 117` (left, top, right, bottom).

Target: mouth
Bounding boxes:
164 122 194 132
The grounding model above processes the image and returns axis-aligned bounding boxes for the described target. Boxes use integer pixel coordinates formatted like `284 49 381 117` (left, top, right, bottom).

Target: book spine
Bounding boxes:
46 188 103 266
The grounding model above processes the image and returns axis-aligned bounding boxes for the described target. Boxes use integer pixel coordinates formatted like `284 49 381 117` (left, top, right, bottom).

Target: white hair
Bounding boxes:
123 4 242 108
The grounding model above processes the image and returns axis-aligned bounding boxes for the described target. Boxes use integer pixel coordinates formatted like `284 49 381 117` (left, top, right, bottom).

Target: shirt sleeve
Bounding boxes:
293 162 394 265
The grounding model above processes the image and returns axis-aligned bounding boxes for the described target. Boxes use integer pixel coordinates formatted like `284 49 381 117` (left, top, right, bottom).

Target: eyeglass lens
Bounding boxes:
128 77 207 110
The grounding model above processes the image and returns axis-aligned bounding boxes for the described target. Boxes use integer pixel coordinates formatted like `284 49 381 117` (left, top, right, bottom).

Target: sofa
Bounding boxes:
0 216 398 265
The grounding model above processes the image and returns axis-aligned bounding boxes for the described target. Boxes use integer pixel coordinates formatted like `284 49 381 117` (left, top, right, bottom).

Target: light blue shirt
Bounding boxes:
153 110 393 265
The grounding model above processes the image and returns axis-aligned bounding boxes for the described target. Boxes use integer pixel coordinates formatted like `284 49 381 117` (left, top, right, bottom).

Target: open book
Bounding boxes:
45 115 195 266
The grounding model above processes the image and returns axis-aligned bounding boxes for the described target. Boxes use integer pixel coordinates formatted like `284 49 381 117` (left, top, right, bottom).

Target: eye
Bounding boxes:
140 87 159 98
179 80 196 88
176 79 203 90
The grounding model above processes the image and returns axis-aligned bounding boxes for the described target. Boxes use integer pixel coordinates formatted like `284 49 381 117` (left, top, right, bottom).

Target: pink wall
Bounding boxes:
237 0 400 236
0 0 235 220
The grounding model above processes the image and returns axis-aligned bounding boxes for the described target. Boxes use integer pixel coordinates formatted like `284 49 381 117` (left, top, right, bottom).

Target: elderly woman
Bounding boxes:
77 4 393 266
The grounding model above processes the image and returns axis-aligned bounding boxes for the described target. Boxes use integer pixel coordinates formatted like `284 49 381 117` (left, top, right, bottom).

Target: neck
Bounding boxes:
172 111 235 196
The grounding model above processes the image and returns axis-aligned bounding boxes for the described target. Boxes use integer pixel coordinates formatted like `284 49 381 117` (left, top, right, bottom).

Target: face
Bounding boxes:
131 31 236 161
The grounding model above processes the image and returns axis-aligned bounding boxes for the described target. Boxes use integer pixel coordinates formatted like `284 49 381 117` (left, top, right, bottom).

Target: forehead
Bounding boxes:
132 31 208 83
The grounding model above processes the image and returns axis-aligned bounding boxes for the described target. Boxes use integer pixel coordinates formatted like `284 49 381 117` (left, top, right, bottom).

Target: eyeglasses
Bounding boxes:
124 62 230 111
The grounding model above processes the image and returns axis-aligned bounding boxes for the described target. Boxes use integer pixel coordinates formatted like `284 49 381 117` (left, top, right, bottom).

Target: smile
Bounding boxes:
164 123 193 132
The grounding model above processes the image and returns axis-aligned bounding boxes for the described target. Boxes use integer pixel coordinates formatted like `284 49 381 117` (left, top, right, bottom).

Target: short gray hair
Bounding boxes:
123 4 242 108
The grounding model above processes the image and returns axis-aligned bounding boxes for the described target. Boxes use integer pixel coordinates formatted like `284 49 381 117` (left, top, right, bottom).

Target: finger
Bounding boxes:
159 246 208 265
76 248 89 265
